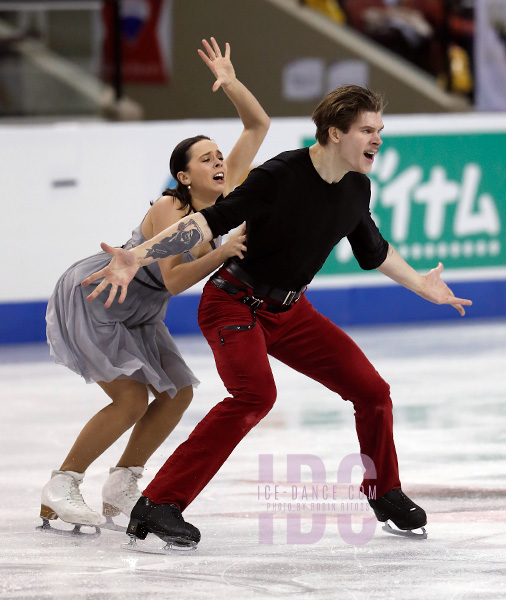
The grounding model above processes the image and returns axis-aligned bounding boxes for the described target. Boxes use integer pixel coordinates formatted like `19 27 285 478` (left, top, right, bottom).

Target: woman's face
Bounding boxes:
179 139 228 198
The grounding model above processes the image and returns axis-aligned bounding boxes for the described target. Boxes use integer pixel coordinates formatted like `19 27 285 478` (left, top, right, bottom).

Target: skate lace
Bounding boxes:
69 478 93 510
166 504 184 521
389 489 414 509
123 471 142 502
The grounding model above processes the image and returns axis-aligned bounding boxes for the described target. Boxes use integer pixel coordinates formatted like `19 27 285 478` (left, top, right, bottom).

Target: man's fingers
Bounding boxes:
449 296 472 306
453 303 465 316
85 279 107 302
100 242 116 255
118 285 128 305
105 285 118 309
82 271 100 287
83 243 115 286
447 296 472 317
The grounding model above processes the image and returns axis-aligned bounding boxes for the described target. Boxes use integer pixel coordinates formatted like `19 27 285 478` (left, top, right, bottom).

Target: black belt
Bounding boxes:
211 273 304 315
224 261 305 306
210 275 292 313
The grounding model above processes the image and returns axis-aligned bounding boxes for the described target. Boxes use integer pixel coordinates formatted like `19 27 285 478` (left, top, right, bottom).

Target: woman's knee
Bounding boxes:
175 385 193 404
126 399 149 425
169 386 194 413
99 379 149 424
113 393 149 425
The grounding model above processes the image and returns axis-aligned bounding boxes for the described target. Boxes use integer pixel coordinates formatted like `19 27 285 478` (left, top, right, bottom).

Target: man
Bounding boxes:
84 85 472 547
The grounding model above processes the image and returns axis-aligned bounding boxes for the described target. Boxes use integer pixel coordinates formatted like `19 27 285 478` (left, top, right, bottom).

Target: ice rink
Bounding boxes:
1 318 505 599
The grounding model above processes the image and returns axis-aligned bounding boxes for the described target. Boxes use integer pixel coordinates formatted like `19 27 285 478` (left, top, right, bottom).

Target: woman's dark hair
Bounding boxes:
160 135 211 214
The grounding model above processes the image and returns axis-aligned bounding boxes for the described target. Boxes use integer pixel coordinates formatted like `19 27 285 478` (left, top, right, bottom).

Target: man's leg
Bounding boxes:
267 296 400 498
143 282 278 511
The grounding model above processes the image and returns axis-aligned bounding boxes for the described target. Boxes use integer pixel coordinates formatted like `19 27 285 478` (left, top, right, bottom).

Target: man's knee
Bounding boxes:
367 378 392 420
238 379 277 425
350 374 391 412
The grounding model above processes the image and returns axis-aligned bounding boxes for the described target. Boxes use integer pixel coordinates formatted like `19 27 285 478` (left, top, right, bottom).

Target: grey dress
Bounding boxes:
46 218 200 396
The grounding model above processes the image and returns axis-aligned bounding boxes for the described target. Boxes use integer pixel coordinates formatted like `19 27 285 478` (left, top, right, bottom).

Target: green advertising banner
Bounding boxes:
305 133 505 276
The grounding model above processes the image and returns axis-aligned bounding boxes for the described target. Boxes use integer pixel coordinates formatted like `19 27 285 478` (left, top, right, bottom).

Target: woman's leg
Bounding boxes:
41 379 149 525
116 385 193 468
101 385 193 519
59 379 149 473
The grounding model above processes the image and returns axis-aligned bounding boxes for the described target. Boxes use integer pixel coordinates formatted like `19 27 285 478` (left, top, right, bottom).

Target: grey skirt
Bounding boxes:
46 250 199 397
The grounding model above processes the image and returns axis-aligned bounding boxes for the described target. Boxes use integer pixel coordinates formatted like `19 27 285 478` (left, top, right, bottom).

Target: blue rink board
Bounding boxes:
1 279 504 345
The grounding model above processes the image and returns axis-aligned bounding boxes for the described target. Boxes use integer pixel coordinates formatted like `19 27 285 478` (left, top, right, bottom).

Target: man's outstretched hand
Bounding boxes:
419 262 472 316
81 242 140 308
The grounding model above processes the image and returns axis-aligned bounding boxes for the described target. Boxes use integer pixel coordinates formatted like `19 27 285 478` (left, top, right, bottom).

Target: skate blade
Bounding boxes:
382 522 428 539
100 516 127 533
122 534 197 555
36 518 101 538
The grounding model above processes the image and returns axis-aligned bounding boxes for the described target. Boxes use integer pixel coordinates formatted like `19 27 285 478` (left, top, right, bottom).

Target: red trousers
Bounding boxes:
144 273 401 510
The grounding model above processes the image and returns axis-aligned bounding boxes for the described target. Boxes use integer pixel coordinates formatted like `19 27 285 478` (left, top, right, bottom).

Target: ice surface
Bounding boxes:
0 319 505 599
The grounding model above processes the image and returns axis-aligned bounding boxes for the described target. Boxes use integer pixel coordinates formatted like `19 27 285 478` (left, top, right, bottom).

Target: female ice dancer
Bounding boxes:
40 37 269 533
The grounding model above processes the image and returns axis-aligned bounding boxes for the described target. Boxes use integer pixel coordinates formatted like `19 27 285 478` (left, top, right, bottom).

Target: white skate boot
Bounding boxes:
101 466 144 531
37 470 101 537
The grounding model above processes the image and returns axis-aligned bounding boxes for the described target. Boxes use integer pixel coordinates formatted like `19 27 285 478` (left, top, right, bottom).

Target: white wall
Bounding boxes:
2 112 505 303
0 117 313 302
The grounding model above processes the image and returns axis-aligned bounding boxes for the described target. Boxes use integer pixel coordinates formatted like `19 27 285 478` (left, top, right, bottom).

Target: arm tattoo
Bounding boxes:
144 219 204 260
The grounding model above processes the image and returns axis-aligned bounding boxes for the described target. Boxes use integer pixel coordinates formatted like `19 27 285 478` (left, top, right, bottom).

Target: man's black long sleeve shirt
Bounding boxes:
200 147 389 291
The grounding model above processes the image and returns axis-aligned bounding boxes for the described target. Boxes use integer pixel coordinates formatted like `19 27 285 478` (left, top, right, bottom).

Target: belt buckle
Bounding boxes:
282 290 297 306
249 296 263 309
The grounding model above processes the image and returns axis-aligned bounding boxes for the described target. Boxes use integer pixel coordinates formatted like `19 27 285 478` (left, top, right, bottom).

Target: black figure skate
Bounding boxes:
123 496 201 554
368 488 427 539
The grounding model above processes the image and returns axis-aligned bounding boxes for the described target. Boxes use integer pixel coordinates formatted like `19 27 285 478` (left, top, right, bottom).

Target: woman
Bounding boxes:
40 37 269 533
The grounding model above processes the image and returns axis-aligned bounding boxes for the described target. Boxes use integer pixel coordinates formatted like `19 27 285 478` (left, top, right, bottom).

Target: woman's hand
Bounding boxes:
81 242 140 307
220 223 247 260
198 37 236 92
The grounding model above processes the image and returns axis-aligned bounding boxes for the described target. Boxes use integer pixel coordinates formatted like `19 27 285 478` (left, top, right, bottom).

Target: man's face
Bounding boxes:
337 111 384 174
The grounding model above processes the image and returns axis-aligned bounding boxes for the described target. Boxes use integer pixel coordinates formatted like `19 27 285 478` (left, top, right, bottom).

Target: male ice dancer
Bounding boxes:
84 85 472 548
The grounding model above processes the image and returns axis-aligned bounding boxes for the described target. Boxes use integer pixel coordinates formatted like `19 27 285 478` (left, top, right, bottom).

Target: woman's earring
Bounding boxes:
188 184 191 190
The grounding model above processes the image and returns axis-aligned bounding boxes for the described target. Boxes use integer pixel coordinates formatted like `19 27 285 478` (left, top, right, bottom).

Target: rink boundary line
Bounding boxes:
1 276 506 343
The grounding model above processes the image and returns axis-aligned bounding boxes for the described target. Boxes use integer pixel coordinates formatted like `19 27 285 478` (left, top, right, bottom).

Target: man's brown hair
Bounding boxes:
312 85 384 144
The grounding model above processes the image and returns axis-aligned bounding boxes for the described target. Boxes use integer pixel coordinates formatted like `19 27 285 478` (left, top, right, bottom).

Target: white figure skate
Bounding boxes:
101 466 143 532
37 470 101 537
